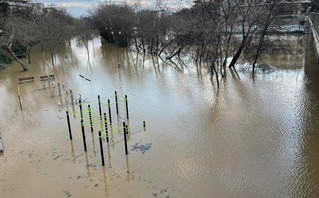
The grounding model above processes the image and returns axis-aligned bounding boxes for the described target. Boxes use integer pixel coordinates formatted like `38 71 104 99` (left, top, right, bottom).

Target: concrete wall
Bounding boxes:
309 13 319 63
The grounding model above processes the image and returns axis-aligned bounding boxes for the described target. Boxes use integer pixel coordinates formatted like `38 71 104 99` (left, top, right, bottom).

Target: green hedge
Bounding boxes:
0 48 12 65
12 42 26 58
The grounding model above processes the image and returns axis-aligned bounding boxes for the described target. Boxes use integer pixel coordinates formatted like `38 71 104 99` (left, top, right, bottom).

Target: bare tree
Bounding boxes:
75 19 97 59
35 8 75 66
0 3 33 71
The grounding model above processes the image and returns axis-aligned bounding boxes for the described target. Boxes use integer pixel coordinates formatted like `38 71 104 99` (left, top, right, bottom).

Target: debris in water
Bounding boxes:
62 191 71 197
131 141 152 154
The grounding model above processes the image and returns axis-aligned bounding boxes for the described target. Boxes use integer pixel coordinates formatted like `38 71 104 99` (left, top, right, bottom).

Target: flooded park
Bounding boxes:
0 34 319 197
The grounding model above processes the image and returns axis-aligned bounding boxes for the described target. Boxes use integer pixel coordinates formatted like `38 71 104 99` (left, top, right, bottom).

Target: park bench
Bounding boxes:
0 133 3 152
40 74 55 81
18 76 34 83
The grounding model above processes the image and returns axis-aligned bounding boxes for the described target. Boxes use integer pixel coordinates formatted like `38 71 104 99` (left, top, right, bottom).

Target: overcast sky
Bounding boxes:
34 0 191 18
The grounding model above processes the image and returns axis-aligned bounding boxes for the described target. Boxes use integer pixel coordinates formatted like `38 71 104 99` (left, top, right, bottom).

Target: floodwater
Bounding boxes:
0 35 319 197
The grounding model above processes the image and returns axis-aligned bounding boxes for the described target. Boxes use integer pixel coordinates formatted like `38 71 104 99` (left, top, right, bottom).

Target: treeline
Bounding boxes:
89 0 293 84
1 0 293 81
0 1 95 71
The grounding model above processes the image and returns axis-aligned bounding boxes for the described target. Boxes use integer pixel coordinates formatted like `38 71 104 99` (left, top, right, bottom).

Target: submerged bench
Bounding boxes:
40 74 55 81
18 76 34 83
0 133 3 152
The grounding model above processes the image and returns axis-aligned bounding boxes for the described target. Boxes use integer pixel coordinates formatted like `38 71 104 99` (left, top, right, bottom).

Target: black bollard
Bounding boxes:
123 122 128 155
88 105 93 132
125 95 129 120
143 121 146 128
98 95 102 120
99 131 105 166
115 91 119 115
66 111 72 140
104 113 109 142
108 99 112 125
81 119 87 151
79 99 83 120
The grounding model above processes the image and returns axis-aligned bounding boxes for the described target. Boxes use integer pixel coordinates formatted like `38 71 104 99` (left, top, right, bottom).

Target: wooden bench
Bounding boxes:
0 133 3 152
40 74 55 81
18 76 34 83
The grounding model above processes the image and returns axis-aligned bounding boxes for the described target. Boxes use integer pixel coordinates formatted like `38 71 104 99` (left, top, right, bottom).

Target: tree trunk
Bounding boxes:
166 46 183 60
252 59 257 74
26 46 31 64
228 43 245 68
210 63 219 89
0 63 7 68
150 38 154 54
86 45 90 59
5 46 28 71
51 54 55 66
141 37 146 53
134 36 139 51
156 37 159 55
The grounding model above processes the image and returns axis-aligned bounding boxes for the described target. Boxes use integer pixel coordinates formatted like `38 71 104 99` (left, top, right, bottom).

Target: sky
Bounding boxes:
34 0 192 18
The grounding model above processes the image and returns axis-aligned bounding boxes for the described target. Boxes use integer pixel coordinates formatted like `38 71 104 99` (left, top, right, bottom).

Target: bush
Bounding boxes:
0 48 13 65
12 42 26 58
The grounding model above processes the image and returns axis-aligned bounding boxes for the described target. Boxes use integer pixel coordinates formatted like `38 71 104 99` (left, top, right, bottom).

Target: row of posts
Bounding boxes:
66 91 146 166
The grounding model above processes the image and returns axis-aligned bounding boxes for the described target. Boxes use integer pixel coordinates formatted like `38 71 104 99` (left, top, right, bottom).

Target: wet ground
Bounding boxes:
0 35 319 197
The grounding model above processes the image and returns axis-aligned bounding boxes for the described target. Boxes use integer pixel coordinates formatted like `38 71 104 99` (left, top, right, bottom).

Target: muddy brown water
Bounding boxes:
0 35 319 197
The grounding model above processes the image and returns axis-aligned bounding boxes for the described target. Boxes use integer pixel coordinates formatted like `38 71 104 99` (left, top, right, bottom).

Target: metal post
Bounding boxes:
66 111 72 140
57 81 61 96
143 121 146 128
88 105 93 132
115 91 119 115
116 39 120 67
104 113 109 142
98 95 102 120
108 99 112 125
99 131 105 166
123 122 128 155
125 95 129 120
81 119 87 151
16 86 22 111
79 99 83 120
70 89 74 105
48 76 51 89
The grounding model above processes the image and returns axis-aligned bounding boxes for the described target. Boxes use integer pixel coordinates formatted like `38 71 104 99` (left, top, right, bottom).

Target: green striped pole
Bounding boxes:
98 95 102 121
88 105 93 132
79 99 83 120
104 113 109 142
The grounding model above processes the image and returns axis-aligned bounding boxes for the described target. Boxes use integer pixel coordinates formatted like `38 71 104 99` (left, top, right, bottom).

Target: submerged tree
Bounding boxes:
90 4 135 47
35 7 75 66
75 18 97 59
